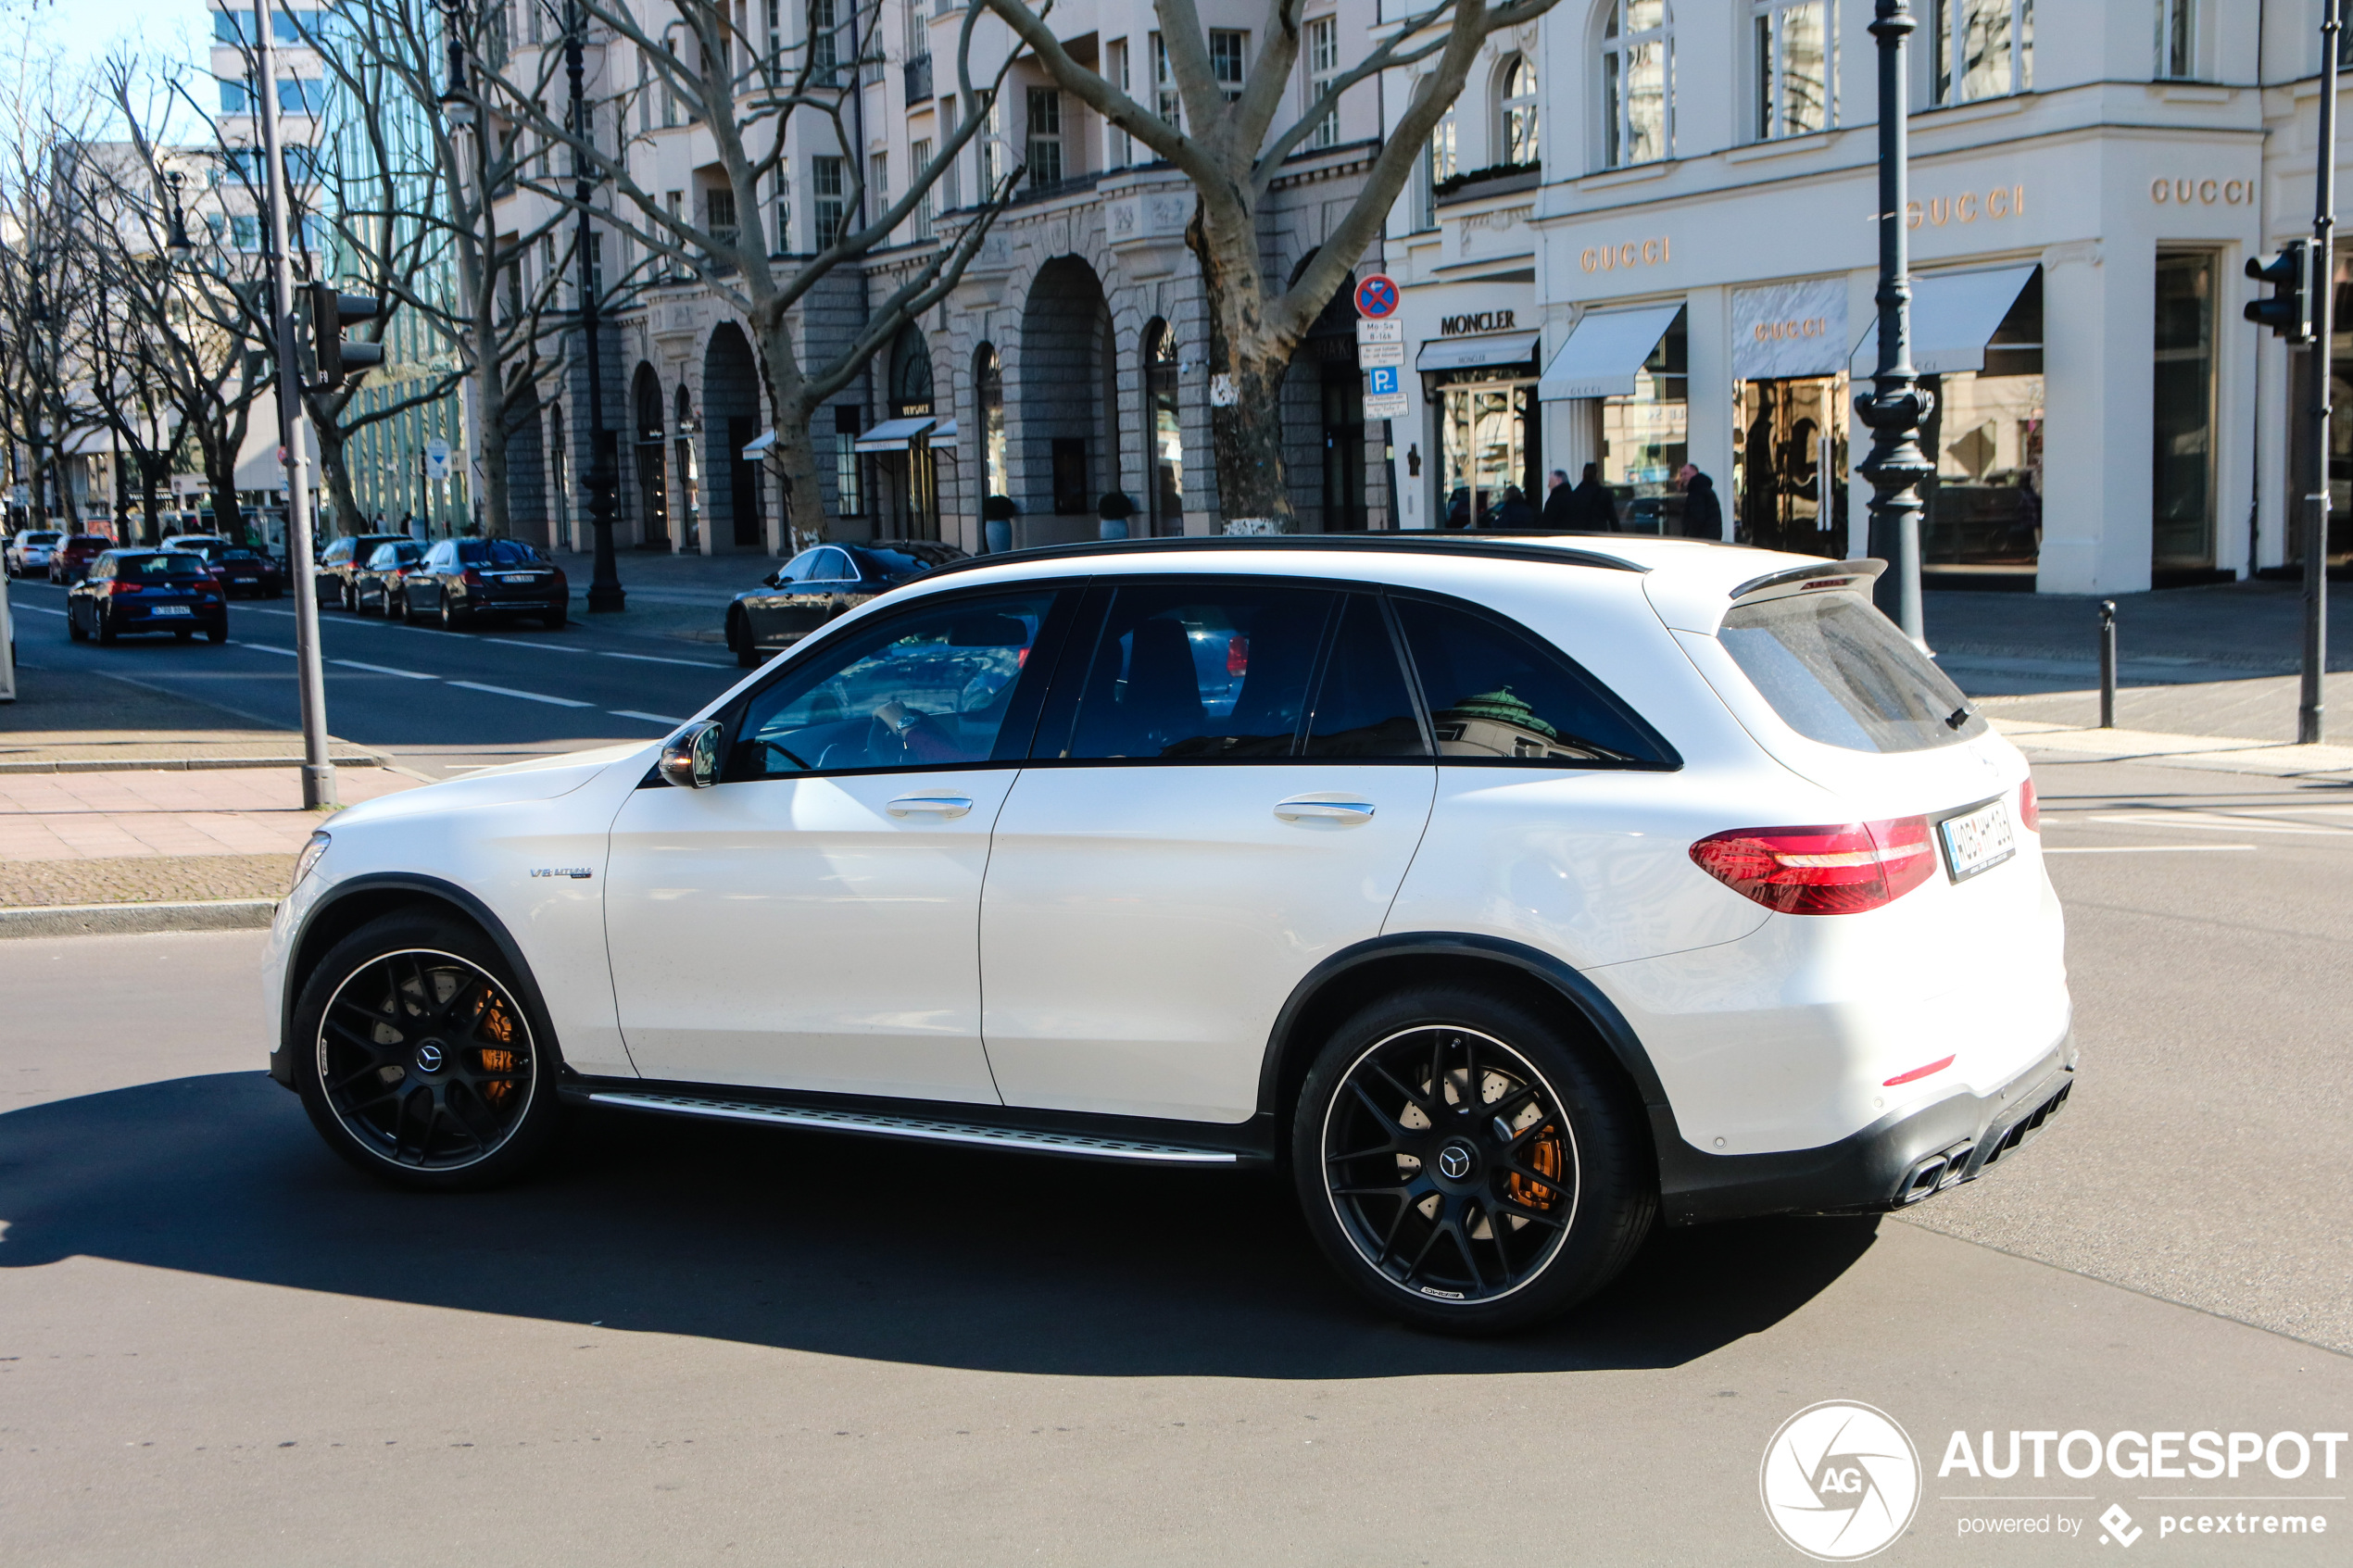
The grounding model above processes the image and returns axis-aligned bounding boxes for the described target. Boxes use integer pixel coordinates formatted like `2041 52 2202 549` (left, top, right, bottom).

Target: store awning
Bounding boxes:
851 416 937 453
739 430 776 460
1849 265 2039 377
1415 332 1541 375
1537 305 1684 399
928 418 958 452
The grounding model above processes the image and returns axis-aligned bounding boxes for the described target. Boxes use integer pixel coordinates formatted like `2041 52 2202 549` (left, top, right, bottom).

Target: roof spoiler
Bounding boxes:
1728 558 1887 606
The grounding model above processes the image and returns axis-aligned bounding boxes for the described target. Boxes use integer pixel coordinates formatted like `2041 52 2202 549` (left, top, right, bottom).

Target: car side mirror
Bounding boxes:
762 570 785 588
658 719 724 789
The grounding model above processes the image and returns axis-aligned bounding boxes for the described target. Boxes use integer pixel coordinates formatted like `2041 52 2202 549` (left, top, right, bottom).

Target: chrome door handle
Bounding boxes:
887 796 974 819
1274 798 1376 823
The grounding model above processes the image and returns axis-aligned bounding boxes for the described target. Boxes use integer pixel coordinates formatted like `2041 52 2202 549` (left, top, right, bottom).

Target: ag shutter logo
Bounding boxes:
1761 1401 1922 1561
2099 1504 2143 1548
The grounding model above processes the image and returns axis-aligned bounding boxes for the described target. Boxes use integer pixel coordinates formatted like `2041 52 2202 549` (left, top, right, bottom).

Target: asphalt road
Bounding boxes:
4 575 747 776
2 750 2347 1565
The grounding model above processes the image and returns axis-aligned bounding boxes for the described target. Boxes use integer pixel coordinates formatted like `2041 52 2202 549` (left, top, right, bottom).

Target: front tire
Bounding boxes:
1291 985 1655 1336
292 913 563 1190
94 607 117 645
67 605 87 641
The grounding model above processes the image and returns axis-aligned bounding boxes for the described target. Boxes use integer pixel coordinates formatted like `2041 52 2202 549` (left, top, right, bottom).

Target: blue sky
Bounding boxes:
46 0 209 77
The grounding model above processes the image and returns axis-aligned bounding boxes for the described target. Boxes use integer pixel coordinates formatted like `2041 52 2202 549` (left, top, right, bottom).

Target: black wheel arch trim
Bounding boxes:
271 872 562 1090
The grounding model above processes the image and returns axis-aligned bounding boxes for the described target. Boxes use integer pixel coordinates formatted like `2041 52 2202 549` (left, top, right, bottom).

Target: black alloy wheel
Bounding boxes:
293 914 561 1189
1293 987 1655 1336
438 593 466 630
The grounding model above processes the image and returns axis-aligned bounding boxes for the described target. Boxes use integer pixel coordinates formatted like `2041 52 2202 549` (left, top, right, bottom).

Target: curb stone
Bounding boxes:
0 899 279 939
0 754 384 775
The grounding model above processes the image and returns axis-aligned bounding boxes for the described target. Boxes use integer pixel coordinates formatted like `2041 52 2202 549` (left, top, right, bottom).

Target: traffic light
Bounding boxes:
2245 241 2310 342
308 282 386 389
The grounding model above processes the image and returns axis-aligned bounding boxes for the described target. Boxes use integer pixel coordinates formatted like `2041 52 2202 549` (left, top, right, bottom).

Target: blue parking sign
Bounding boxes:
1365 366 1400 396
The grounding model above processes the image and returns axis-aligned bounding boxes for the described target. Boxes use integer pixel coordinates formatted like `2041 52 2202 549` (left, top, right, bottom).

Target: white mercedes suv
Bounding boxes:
265 535 2072 1334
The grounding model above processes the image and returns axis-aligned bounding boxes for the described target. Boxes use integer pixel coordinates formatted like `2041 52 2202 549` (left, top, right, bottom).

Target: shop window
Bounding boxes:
1920 272 2043 583
1735 375 1848 558
1306 17 1340 150
1498 54 1539 167
1600 308 1688 533
1599 0 1672 170
2300 278 2353 571
1929 0 2032 107
1752 0 1831 141
1143 321 1184 535
975 343 1008 502
2151 252 2216 575
1438 352 1543 532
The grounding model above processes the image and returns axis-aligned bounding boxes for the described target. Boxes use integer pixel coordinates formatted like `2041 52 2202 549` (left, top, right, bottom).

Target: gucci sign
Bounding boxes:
1906 186 2025 227
1752 316 1830 344
2150 177 2255 207
1580 235 1671 273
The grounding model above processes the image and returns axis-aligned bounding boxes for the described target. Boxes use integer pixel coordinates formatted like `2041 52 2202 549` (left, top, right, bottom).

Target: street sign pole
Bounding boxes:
2300 0 2340 746
255 0 335 809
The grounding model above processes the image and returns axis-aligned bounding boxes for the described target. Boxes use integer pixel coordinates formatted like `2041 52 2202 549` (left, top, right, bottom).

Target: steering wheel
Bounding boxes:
865 700 960 766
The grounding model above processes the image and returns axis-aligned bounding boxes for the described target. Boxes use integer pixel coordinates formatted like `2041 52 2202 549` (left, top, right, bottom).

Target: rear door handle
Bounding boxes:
1274 797 1376 824
887 796 974 819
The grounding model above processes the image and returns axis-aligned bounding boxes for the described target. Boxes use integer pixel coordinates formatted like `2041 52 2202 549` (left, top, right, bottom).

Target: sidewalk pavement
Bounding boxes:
0 666 383 772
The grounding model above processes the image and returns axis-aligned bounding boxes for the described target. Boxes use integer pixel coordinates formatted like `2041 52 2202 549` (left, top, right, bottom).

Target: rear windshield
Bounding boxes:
1718 592 1985 753
120 553 210 580
847 543 955 579
455 540 547 567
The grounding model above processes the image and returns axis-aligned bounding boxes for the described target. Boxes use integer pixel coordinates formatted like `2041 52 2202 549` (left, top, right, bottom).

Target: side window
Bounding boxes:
728 589 1061 780
325 540 350 564
1304 595 1428 759
426 542 453 570
773 549 820 583
1393 596 1674 767
808 547 853 583
1060 583 1335 761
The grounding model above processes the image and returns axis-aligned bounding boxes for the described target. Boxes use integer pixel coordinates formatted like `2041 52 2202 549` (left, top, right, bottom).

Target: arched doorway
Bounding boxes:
632 365 669 549
702 324 764 550
877 324 939 540
1017 256 1114 535
1141 320 1183 536
673 384 701 551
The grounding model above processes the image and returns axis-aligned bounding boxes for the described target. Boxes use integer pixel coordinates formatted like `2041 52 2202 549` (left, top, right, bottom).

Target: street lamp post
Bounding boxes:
1856 0 1934 649
2298 0 2339 746
566 0 624 612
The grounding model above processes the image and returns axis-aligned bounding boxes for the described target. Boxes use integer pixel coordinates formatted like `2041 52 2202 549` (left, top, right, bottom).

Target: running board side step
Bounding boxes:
584 1090 1246 1165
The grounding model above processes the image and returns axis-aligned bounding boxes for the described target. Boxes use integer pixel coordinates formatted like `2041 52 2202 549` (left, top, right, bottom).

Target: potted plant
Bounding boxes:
982 494 1018 555
1096 490 1136 541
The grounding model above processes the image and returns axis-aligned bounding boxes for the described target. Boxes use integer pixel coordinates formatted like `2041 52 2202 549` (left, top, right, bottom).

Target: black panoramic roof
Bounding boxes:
920 533 1649 583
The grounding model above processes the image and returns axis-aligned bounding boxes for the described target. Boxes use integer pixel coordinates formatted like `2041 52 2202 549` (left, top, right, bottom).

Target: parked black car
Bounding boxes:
724 541 967 667
164 534 285 598
65 550 228 644
315 533 414 609
354 540 427 616
404 537 570 629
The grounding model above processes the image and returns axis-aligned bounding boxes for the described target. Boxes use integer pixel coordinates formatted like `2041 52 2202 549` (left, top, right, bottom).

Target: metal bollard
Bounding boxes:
2098 599 2118 729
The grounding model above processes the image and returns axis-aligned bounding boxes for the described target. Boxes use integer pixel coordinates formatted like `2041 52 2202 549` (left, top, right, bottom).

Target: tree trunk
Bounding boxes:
1193 204 1300 533
474 307 511 541
751 312 831 551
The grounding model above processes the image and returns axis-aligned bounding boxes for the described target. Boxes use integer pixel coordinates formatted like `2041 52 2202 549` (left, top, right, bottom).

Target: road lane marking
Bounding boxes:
600 650 735 669
609 709 686 725
237 643 300 657
504 641 579 654
448 680 592 708
2043 845 2257 854
331 659 437 679
2087 811 2353 835
14 603 65 616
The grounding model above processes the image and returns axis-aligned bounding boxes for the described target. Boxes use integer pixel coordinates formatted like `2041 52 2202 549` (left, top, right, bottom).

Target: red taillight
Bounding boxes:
1227 634 1249 676
2017 777 2040 833
461 568 483 585
108 582 143 596
1884 1055 1956 1086
1689 818 1936 916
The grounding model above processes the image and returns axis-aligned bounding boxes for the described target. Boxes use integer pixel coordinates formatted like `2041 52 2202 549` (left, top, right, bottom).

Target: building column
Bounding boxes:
2038 237 2149 594
1683 284 1734 536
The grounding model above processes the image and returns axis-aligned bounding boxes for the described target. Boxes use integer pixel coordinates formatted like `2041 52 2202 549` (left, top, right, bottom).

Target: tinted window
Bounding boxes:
127 553 209 579
365 544 419 569
729 590 1056 780
772 550 824 584
1063 584 1333 761
323 540 352 563
426 542 455 569
1395 597 1669 766
1305 596 1427 759
847 543 956 581
455 540 546 567
1719 591 1983 753
806 548 854 581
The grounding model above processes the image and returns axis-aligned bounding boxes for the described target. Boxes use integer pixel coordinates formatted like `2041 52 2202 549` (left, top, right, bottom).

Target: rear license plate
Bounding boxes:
1938 797 2016 884
151 604 194 617
498 572 539 583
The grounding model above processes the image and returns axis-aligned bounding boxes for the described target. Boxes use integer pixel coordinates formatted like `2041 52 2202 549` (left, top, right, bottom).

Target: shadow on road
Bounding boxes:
0 1073 1881 1375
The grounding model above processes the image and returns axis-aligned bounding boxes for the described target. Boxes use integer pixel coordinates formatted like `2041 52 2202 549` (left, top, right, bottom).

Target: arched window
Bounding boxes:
975 343 1007 500
1142 320 1183 537
1600 1 1671 169
892 325 935 416
1499 55 1539 168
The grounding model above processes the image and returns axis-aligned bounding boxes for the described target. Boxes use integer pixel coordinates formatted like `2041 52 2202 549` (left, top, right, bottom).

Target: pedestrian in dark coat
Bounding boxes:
1541 469 1575 530
1492 484 1539 531
1565 462 1619 532
1678 464 1724 540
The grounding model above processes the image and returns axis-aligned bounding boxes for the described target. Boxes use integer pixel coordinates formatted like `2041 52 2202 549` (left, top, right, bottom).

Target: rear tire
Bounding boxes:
729 611 759 667
205 622 227 644
439 596 467 631
1291 985 1655 1336
543 605 567 630
94 608 117 645
291 912 564 1191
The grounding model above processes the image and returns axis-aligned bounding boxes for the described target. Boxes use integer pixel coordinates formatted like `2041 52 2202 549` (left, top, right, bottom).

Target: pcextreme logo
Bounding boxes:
1761 1401 1923 1561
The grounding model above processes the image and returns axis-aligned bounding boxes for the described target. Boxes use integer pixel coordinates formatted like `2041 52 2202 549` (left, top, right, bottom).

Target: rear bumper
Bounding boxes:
1655 1033 2076 1224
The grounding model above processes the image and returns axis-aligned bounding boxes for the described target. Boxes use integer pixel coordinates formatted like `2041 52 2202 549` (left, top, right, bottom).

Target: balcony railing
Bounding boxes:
903 53 932 103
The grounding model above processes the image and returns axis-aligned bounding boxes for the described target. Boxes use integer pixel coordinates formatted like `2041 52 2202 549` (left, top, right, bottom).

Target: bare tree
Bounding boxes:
484 0 1023 547
981 0 1555 529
